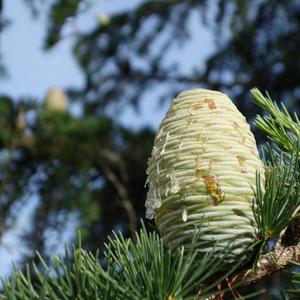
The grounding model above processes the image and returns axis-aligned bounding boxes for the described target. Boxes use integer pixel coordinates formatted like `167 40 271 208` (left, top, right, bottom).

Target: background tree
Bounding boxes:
1 1 300 295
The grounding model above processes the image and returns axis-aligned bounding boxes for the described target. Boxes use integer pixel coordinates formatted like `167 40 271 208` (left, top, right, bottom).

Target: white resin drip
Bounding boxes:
182 207 188 222
144 177 149 188
170 170 180 194
145 184 161 219
160 132 170 156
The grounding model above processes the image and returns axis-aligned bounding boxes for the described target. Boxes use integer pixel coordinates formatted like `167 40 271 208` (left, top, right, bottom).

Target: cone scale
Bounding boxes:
145 89 264 257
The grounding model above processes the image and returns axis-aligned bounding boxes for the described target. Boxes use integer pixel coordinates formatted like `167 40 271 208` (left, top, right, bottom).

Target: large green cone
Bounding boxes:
145 89 265 257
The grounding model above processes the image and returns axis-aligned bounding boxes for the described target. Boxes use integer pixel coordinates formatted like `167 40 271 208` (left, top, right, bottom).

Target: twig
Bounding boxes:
235 240 300 286
100 163 137 238
275 205 300 250
80 145 137 238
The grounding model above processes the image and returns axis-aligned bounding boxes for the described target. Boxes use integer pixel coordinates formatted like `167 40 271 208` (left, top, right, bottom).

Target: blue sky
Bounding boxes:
1 1 143 99
1 0 215 129
0 0 215 277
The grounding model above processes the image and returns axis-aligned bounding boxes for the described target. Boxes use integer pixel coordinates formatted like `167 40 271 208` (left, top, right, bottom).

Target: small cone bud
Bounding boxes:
16 106 26 130
145 89 265 258
96 13 110 26
44 87 68 112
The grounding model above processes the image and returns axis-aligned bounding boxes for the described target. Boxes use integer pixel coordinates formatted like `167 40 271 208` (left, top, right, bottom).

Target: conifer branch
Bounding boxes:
252 88 300 152
236 238 300 286
100 163 137 238
0 224 246 300
81 145 138 239
233 88 300 290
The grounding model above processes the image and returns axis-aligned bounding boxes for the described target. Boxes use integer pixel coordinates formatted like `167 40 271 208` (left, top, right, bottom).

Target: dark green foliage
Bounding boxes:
254 147 300 242
252 88 300 152
0 96 15 145
0 97 154 260
251 90 300 271
252 88 300 243
44 0 83 48
286 270 300 299
0 225 247 300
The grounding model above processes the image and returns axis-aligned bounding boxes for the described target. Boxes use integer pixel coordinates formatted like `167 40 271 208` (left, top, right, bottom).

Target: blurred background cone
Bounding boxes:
44 87 68 112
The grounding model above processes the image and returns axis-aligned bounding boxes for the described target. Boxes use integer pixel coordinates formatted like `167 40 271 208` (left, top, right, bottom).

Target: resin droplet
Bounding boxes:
204 98 217 109
152 146 159 157
209 159 218 172
144 177 149 188
170 170 180 194
165 186 170 197
160 132 170 156
182 207 188 222
145 209 155 220
192 103 203 110
237 155 247 173
202 175 225 204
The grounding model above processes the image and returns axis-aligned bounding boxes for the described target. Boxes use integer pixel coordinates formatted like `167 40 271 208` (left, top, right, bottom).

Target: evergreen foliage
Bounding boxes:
254 149 300 242
0 225 247 300
286 270 300 299
252 88 300 152
251 89 300 249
